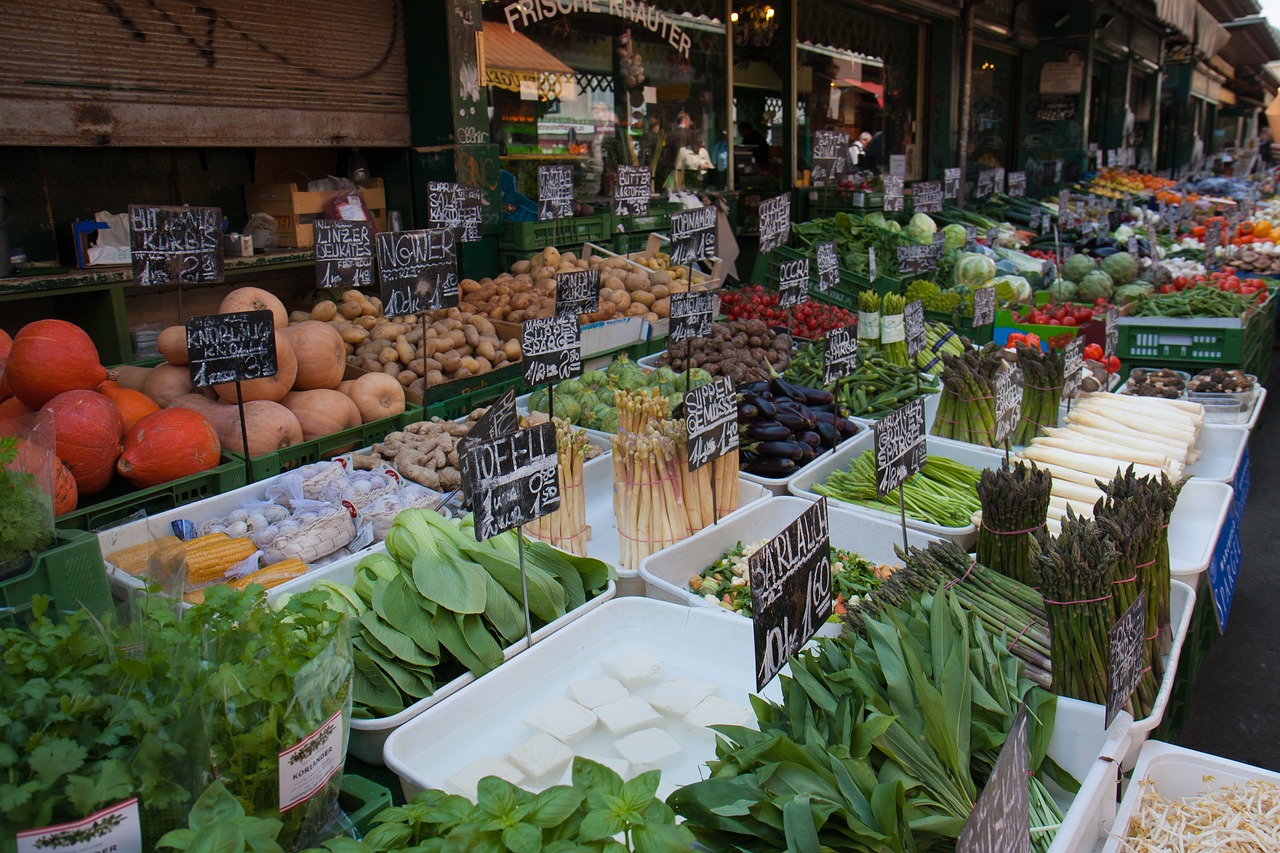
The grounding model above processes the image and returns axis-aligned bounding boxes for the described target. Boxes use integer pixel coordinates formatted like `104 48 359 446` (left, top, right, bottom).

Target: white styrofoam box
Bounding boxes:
1117 579 1196 767
1186 425 1249 484
580 316 647 357
639 496 942 609
788 431 1005 547
514 392 614 445
1043 699 1134 853
1167 479 1233 582
1098 741 1280 853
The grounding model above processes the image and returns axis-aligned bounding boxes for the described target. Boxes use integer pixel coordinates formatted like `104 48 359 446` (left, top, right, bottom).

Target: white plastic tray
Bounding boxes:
1186 425 1249 483
787 431 1005 547
1117 579 1196 766
1167 479 1234 582
1097 740 1280 853
639 496 941 609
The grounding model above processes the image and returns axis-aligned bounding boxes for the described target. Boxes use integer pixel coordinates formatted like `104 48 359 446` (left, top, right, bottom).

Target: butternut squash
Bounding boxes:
212 331 297 404
282 390 361 441
157 326 189 365
218 286 288 329
347 372 406 424
113 364 152 391
281 322 346 390
170 395 303 457
143 363 197 408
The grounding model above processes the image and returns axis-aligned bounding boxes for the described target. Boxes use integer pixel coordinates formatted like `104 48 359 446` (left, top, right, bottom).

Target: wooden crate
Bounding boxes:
244 178 387 248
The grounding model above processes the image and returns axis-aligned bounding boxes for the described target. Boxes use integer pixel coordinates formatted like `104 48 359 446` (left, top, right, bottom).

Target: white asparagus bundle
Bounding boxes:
1020 446 1165 481
1042 424 1190 466
1031 434 1178 474
612 429 690 572
524 419 591 555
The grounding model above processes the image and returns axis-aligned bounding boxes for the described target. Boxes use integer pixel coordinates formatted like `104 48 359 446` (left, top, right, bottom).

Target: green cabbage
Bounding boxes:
1114 282 1154 305
993 275 1033 304
1078 270 1115 302
1100 251 1139 286
1048 278 1078 302
944 223 968 253
906 213 938 243
954 252 997 288
1061 253 1096 283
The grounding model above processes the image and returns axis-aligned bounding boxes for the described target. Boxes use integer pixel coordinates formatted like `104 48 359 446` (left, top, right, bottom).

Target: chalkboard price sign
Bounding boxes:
896 242 937 275
1107 590 1147 728
669 291 716 343
427 181 484 242
462 423 561 542
1204 222 1221 271
669 205 718 266
749 498 832 691
964 225 977 251
1104 307 1119 360
882 175 904 212
986 226 1000 248
186 310 279 388
1007 171 1026 197
911 181 943 214
1063 337 1086 399
313 220 374 289
943 167 961 199
684 376 739 472
905 299 926 360
976 169 995 198
522 314 582 387
993 367 1024 446
992 167 1006 195
376 229 459 316
873 397 926 498
757 194 792 254
537 165 574 220
823 325 859 385
555 269 600 317
810 130 847 186
777 256 810 310
129 205 225 287
957 705 1030 853
972 285 995 327
815 241 839 293
613 165 652 217
458 388 519 501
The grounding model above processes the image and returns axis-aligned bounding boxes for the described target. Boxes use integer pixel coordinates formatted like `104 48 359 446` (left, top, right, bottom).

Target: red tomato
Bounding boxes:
1084 343 1103 361
1107 356 1121 374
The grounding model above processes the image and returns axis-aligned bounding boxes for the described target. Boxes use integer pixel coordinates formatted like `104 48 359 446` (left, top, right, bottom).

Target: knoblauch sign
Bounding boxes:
501 0 693 57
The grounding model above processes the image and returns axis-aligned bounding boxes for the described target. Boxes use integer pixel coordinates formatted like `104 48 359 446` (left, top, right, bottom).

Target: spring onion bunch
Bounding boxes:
880 292 909 365
814 451 982 528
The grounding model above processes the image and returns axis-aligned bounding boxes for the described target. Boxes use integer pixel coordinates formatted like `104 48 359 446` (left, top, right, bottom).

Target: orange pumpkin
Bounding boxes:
1254 221 1272 240
42 390 124 496
53 459 78 515
97 380 162 432
6 320 110 409
116 408 220 488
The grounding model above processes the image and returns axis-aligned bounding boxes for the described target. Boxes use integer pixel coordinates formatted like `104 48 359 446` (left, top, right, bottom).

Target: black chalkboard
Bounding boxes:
1107 590 1147 727
986 226 999 248
777 256 810 310
911 181 942 214
823 325 858 385
458 388 520 502
882 176 904 212
537 165 574 221
810 131 847 186
314 220 375 290
873 397 926 497
376 229 460 316
522 314 582 387
186 310 278 388
905 299 926 360
427 181 484 242
684 376 739 471
964 225 977 251
757 194 792 254
815 241 839 293
1105 307 1119 360
973 286 995 327
555 269 600 317
128 205 224 286
1063 337 1086 399
1007 171 1026 197
993 367 1024 446
749 497 832 691
669 205 718 266
976 169 995 198
613 166 652 217
897 242 937 275
462 422 561 542
943 168 961 200
669 291 716 343
957 704 1030 853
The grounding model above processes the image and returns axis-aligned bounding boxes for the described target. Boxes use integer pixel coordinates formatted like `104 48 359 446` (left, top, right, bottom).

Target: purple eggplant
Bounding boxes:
800 430 822 448
814 421 837 447
751 440 806 460
745 457 796 477
769 376 809 404
745 421 792 442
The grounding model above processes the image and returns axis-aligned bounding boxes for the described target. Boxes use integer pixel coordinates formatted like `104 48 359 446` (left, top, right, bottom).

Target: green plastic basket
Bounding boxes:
227 409 422 482
340 774 393 837
0 529 111 626
57 455 246 532
500 214 614 251
426 376 524 421
1116 294 1273 364
614 200 682 234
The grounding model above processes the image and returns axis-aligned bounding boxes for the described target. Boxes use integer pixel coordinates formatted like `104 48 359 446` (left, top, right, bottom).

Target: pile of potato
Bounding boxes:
458 246 713 326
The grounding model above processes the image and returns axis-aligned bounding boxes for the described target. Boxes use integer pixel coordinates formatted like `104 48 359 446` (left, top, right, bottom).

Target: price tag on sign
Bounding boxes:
964 225 977 251
823 325 859 385
128 204 224 286
669 205 718 266
555 268 600 317
537 165 574 220
669 291 716 343
461 423 561 542
957 705 1030 853
882 175 905 212
313 220 374 289
1041 260 1056 283
521 314 582 387
376 229 460 315
868 245 878 281
815 241 839 292
684 376 740 471
757 194 792 254
613 165 652 217
810 130 848 186
749 498 832 691
873 397 926 498
993 367 1024 446
427 181 484 242
986 226 999 248
1104 307 1119 360
1106 591 1147 728
905 299 926 360
993 167 1005 194
944 167 961 199
972 286 995 327
186 310 278 388
777 256 810 310
889 154 907 178
911 180 943 214
1063 337 1086 399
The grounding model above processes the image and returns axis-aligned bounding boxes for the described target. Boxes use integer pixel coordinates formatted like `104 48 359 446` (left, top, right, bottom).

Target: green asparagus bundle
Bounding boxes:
880 292 909 365
920 320 970 373
1012 344 1064 445
858 290 881 352
930 349 1001 446
977 461 1052 587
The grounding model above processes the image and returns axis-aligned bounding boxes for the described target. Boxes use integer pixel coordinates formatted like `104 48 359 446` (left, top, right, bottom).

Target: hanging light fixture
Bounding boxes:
733 3 778 47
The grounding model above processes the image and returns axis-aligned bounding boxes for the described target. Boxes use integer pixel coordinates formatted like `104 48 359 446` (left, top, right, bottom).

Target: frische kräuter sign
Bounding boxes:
427 181 484 242
537 164 574 221
129 204 224 286
376 228 459 315
186 310 278 388
684 376 739 471
462 422 561 542
911 181 942 214
873 396 926 498
757 194 792 254
313 220 374 289
522 314 582 387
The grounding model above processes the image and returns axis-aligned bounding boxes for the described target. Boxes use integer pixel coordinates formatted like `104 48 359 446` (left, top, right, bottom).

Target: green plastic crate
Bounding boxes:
418 362 524 408
500 214 614 251
0 529 111 625
1116 294 1273 364
757 246 904 311
227 409 421 482
56 455 246 532
612 230 663 254
615 200 682 233
340 774 393 838
427 376 524 421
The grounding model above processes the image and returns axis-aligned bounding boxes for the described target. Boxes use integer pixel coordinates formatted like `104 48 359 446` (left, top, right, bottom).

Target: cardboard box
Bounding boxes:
582 237 724 341
244 178 387 248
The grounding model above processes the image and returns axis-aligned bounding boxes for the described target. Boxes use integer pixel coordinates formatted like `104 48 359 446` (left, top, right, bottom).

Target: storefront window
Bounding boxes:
967 45 1017 170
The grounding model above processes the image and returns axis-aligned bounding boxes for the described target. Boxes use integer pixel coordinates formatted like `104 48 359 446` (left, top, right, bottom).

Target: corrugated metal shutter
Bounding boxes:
0 0 409 146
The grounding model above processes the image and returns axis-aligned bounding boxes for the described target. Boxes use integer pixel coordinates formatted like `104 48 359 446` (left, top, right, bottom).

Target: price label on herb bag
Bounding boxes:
905 299 926 359
1063 337 1085 399
749 498 832 691
810 130 847 186
957 704 1030 853
669 291 716 342
815 241 839 292
777 256 810 309
823 325 859 385
522 314 581 387
882 175 904 212
279 709 344 812
555 268 600 317
186 310 278 387
613 165 652 217
973 286 995 327
428 181 484 242
669 205 718 266
1104 307 1119 360
16 799 143 853
684 376 739 471
129 204 224 286
944 167 961 199
911 181 942 214
873 397 926 497
758 194 792 254
314 220 374 289
993 367 1024 446
1106 590 1147 728
537 165 574 220
462 422 561 541
376 229 459 315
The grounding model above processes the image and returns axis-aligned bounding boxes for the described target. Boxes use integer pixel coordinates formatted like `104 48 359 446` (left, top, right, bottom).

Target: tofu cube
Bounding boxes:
568 676 629 709
594 696 662 736
506 733 574 785
446 757 524 799
561 754 631 784
648 678 718 717
602 652 664 688
525 699 597 745
613 728 682 772
684 696 757 733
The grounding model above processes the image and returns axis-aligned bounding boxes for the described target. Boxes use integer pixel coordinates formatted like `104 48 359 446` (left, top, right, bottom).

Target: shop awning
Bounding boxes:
1197 5 1232 56
1155 0 1230 56
1197 0 1261 21
481 21 574 94
1221 16 1280 70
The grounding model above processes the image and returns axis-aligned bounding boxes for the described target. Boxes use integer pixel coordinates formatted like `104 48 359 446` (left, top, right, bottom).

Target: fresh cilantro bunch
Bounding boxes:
0 436 54 576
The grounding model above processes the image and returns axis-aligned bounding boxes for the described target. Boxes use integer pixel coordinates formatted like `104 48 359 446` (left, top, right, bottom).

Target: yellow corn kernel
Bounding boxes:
229 559 308 591
107 536 185 580
183 536 258 585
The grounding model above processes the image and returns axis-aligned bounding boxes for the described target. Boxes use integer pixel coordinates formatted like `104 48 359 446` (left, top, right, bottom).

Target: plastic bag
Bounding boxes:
0 412 56 581
363 486 445 541
253 499 358 565
265 460 349 508
317 467 401 511
199 499 291 538
244 211 279 252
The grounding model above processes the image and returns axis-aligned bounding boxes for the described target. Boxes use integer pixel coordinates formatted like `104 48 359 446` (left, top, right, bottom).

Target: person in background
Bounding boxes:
738 121 770 170
864 131 885 173
848 132 871 170
1259 126 1274 172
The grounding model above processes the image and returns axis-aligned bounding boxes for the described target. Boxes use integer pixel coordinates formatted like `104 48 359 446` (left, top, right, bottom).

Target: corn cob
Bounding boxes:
106 537 185 580
183 534 259 585
228 559 308 591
